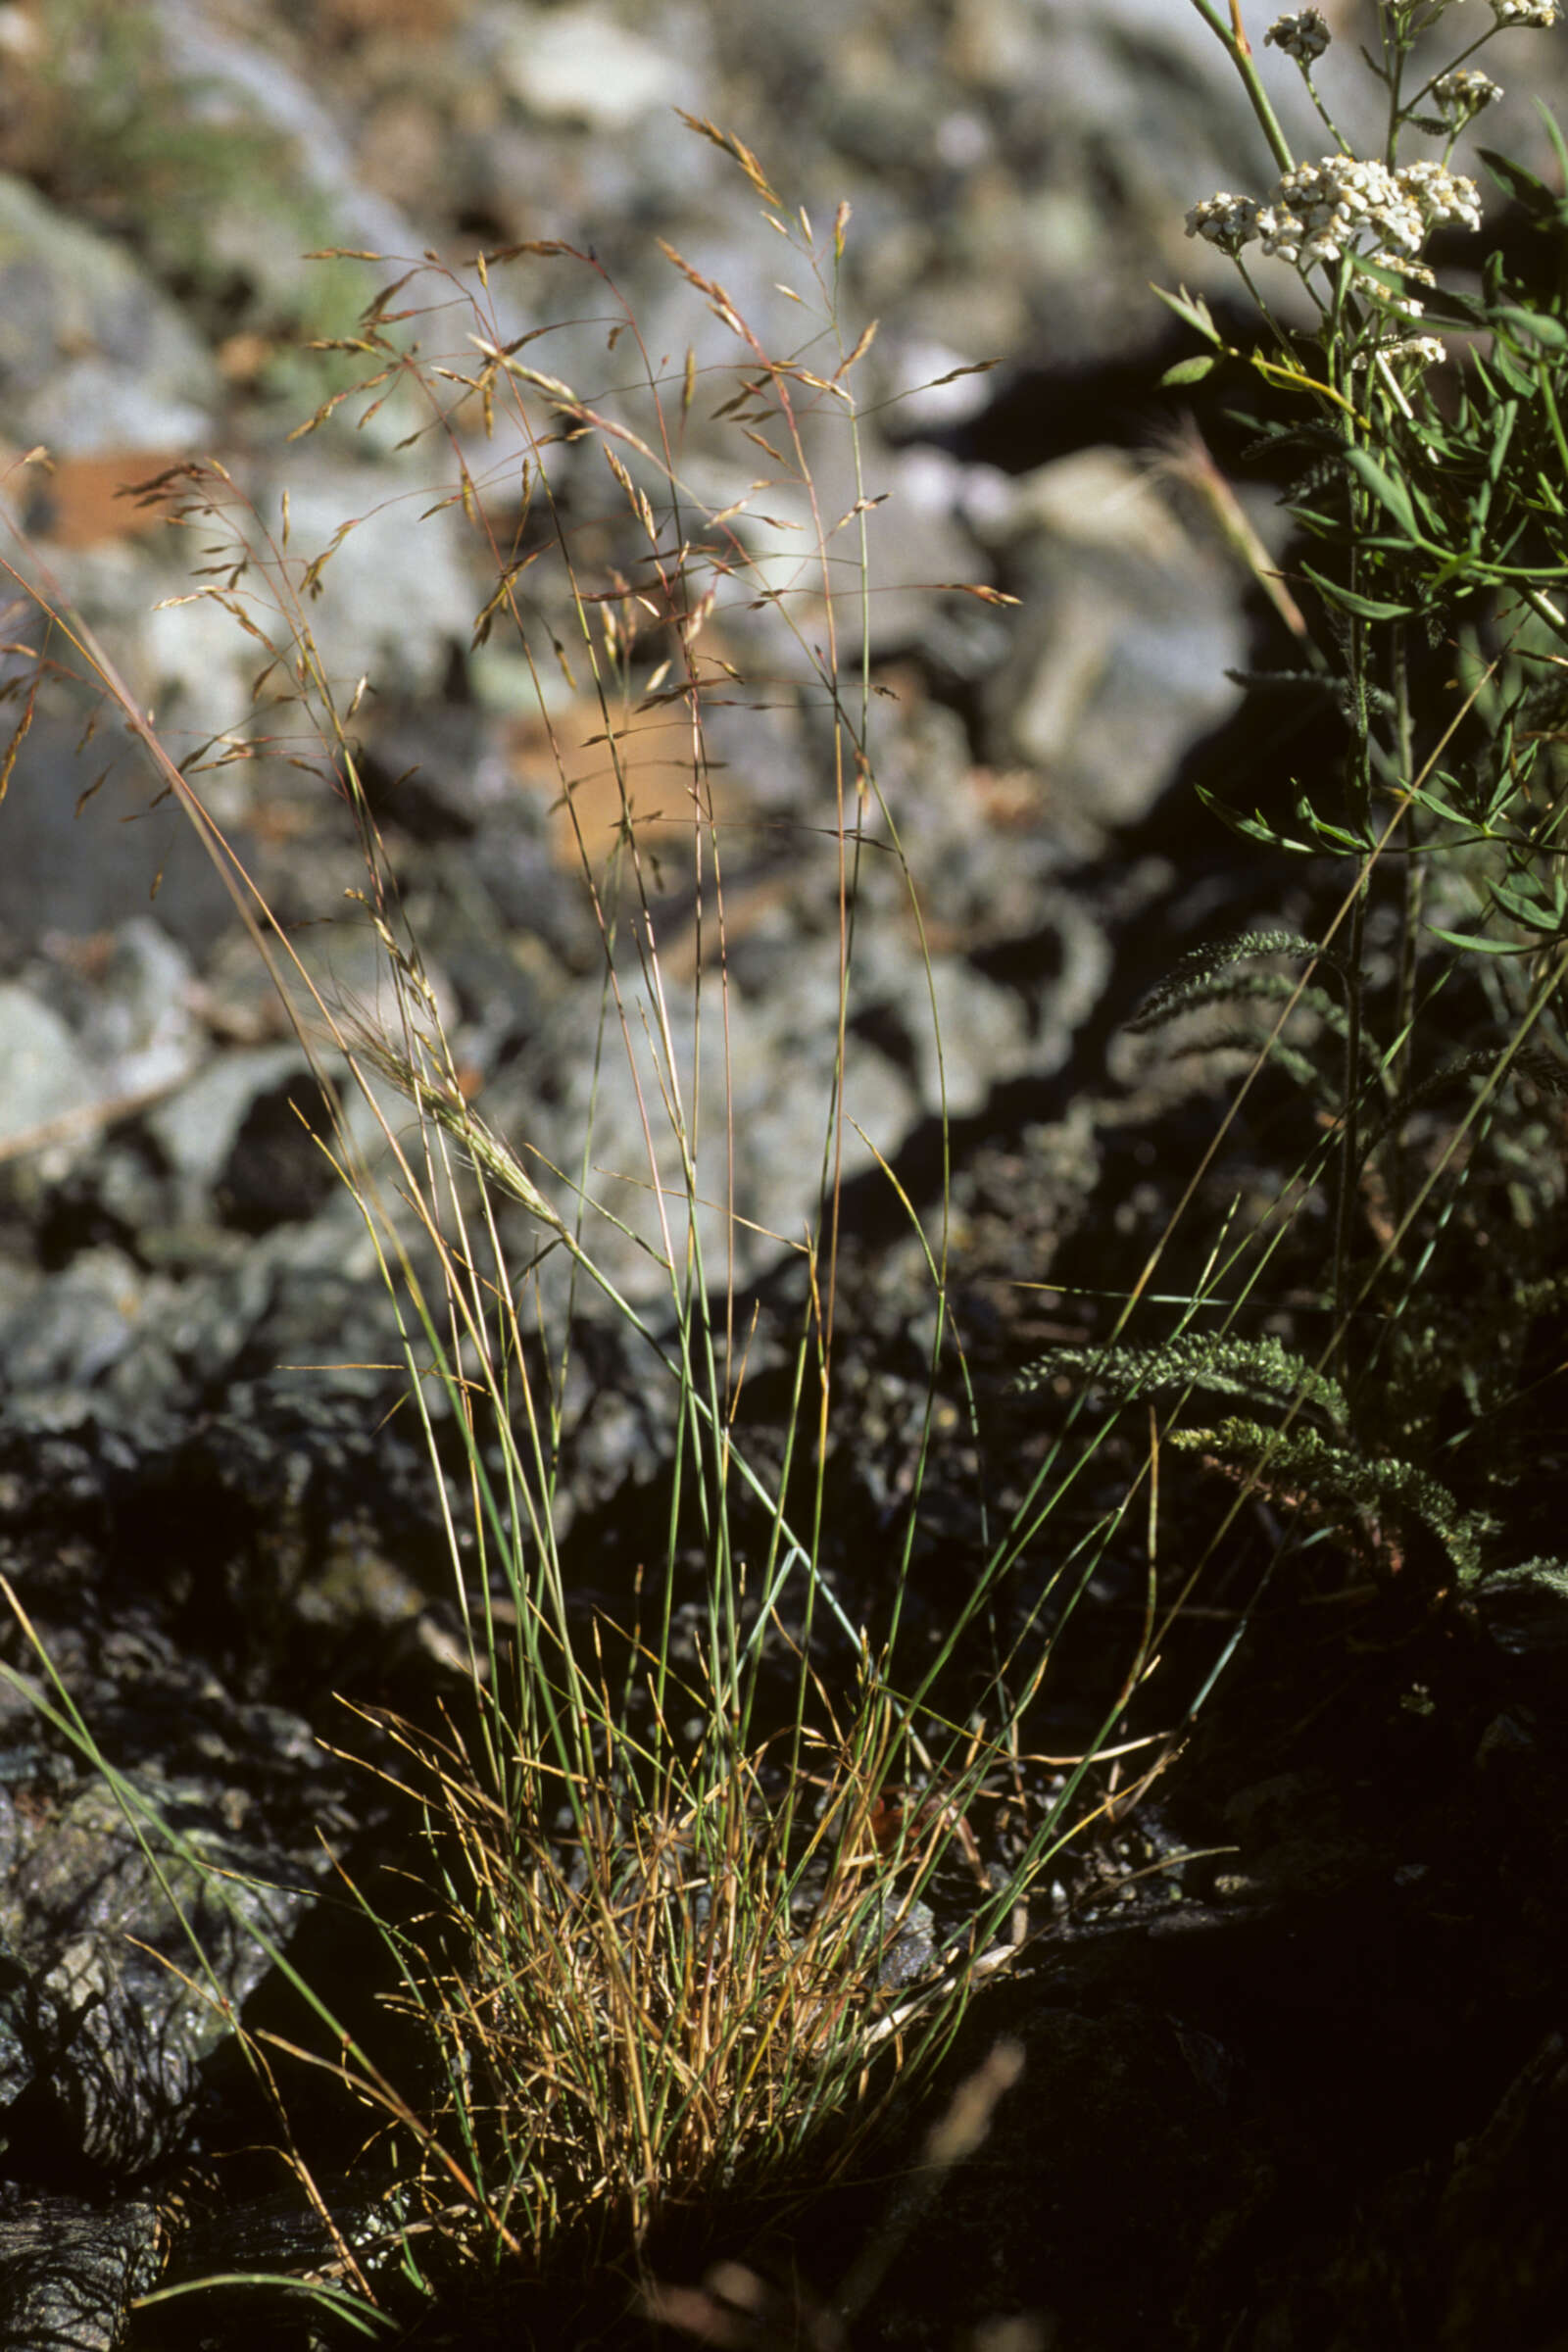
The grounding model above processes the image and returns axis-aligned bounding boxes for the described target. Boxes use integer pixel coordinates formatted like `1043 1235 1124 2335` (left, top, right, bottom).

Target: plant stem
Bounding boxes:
1332 872 1368 1388
1186 0 1297 174
1390 624 1423 1239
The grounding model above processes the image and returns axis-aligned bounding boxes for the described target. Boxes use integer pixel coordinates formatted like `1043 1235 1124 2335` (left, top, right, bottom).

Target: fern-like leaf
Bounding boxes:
1477 1558 1568 1640
1170 1419 1490 1578
1128 931 1341 1036
1139 970 1349 1035
1015 1332 1349 1429
1222 667 1344 699
1401 1044 1568 1120
1168 1029 1335 1107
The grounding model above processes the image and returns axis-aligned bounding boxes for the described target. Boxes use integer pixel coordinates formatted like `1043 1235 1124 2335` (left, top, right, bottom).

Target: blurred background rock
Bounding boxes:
4 0 1565 1447
3 0 1565 1444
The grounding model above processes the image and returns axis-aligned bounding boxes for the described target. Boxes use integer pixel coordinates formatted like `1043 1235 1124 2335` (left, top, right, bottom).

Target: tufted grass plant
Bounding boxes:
1 122 1154 2339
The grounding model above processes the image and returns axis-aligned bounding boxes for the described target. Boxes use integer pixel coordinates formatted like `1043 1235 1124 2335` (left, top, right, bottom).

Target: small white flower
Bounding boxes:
1254 202 1305 263
1186 193 1261 255
1491 0 1557 23
1367 254 1437 283
1271 158 1425 261
1365 251 1437 319
1348 334 1448 377
1432 68 1504 123
1265 9 1332 64
1383 336 1448 368
1396 160 1483 235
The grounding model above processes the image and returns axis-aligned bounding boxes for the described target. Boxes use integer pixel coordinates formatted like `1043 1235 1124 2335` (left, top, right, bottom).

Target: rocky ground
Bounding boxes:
1 1 1567 2345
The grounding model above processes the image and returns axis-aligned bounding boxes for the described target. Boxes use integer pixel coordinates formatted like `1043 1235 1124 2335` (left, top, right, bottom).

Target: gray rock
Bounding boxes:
0 172 220 454
81 919 204 1099
0 715 236 959
0 2190 163 2352
233 461 481 705
0 984 99 1161
493 2 697 130
0 1247 151 1393
155 0 416 267
481 941 931 1306
908 955 1033 1118
976 450 1250 830
144 1043 315 1194
0 1768 316 2172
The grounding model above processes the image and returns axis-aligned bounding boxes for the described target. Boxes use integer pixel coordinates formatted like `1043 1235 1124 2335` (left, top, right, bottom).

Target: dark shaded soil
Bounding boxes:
822 1569 1568 2352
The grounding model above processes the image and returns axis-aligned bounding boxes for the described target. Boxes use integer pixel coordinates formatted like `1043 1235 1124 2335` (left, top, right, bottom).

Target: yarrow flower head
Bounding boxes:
1187 156 1481 277
1397 159 1485 236
1265 10 1331 65
1358 334 1449 373
1432 69 1504 126
1367 251 1437 319
1389 336 1448 368
1490 1 1557 24
1185 192 1259 257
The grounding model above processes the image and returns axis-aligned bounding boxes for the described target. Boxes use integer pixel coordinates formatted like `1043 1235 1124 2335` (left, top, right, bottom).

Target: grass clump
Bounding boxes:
1 122 1124 2343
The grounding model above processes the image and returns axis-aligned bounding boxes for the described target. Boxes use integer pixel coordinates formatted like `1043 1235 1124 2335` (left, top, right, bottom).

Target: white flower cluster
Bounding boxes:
1185 192 1259 257
1379 335 1448 369
1432 68 1504 123
1490 0 1557 24
1187 155 1482 274
1368 251 1437 318
1397 159 1485 235
1265 9 1332 64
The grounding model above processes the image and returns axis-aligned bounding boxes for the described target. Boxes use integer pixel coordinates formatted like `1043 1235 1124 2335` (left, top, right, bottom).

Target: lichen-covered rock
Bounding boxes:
0 2190 163 2352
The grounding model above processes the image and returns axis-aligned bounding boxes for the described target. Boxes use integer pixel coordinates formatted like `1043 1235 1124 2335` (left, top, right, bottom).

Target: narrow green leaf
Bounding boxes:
1420 283 1488 329
1196 788 1321 854
1162 354 1220 387
1537 101 1568 205
1298 564 1416 621
1343 447 1427 542
1491 343 1537 398
1152 282 1220 345
1494 305 1568 352
1427 925 1532 956
1492 879 1567 933
1478 146 1556 214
